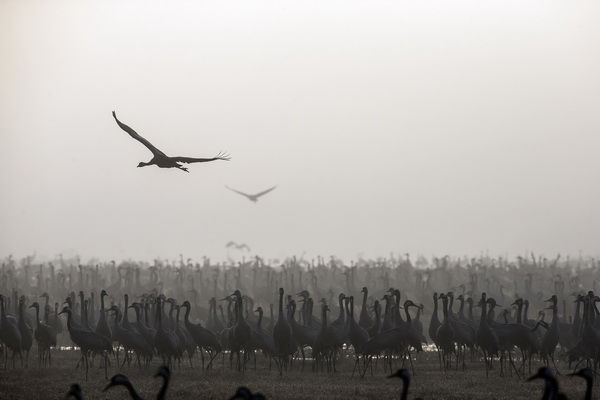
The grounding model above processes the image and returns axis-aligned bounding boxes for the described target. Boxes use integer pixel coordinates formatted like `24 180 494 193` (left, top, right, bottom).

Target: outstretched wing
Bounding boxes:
112 111 166 157
239 244 251 252
172 151 231 164
225 185 252 199
253 185 277 198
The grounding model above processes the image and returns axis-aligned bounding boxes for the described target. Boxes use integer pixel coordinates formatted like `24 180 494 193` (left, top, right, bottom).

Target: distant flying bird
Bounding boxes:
226 241 251 252
225 185 277 202
112 111 230 172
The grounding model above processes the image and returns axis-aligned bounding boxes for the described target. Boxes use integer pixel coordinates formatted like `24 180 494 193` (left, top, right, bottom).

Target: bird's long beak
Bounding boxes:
527 374 540 382
103 383 114 392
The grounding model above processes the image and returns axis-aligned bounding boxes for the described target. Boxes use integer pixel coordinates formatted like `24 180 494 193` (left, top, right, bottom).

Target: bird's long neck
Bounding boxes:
257 309 263 329
175 307 181 328
584 376 592 400
157 376 169 400
404 306 412 325
458 298 465 316
337 295 345 321
278 290 285 320
401 377 410 400
112 309 120 329
432 296 439 320
442 298 449 319
480 296 488 323
523 301 530 322
183 304 191 326
33 305 40 329
66 310 73 331
516 301 523 324
320 306 328 332
123 382 144 400
100 294 106 319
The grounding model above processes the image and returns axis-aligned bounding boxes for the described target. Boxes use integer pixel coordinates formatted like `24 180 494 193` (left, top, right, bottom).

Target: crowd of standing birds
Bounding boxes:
1 252 599 399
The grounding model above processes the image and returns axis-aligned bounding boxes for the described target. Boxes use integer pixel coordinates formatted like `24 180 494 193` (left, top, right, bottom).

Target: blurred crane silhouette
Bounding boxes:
225 185 277 202
388 369 411 400
226 242 251 252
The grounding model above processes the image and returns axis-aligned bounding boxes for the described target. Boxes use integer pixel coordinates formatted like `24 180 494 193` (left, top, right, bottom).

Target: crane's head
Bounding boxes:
103 374 131 392
387 368 411 382
154 365 170 380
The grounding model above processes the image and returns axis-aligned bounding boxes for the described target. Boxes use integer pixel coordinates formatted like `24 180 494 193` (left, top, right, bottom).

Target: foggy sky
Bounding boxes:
1 0 599 265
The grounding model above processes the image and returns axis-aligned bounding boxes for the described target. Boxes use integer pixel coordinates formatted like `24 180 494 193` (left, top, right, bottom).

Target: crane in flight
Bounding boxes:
226 242 251 252
225 185 277 202
112 111 230 172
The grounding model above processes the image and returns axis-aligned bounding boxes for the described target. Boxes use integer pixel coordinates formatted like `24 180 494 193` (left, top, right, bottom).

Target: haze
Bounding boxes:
1 1 599 265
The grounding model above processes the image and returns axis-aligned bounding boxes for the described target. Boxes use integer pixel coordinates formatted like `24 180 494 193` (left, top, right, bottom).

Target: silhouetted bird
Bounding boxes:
225 185 277 202
568 368 593 400
103 374 144 400
388 369 411 400
66 383 84 400
113 111 230 172
226 241 251 252
229 386 267 400
528 367 567 400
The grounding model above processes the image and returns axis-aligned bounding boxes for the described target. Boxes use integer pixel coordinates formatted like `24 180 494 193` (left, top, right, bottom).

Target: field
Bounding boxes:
0 348 594 399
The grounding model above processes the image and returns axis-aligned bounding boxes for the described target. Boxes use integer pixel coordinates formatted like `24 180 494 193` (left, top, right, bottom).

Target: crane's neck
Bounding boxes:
257 309 263 329
183 304 191 325
278 290 285 319
401 377 409 400
157 376 169 400
480 297 488 322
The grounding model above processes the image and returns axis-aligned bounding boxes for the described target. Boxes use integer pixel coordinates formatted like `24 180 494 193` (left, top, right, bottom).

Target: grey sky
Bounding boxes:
1 1 599 264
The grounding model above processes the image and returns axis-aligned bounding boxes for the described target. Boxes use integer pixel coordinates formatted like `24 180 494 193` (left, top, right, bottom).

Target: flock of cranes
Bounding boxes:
0 252 599 399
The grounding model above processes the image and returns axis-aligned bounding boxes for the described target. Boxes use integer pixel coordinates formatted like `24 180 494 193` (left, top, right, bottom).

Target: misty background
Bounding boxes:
1 1 599 264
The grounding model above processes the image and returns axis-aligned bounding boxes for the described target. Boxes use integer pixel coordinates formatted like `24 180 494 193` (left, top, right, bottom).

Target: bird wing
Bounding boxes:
112 111 167 157
253 185 277 198
226 241 237 248
172 151 231 164
225 186 253 199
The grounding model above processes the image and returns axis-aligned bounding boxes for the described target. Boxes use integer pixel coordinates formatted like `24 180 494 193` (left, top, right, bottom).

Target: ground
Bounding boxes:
0 349 594 399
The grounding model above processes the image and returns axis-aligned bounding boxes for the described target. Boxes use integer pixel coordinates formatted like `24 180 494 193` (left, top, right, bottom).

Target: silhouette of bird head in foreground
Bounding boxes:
567 367 593 381
387 369 412 400
154 365 170 380
66 383 83 400
103 374 132 392
229 386 268 400
528 367 568 400
388 368 411 382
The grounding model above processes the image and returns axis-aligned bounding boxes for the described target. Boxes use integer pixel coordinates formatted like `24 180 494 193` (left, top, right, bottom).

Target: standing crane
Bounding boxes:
28 301 57 367
272 288 295 375
180 300 222 370
17 296 33 367
540 295 561 372
358 287 374 330
58 306 112 380
475 293 499 378
0 294 22 368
